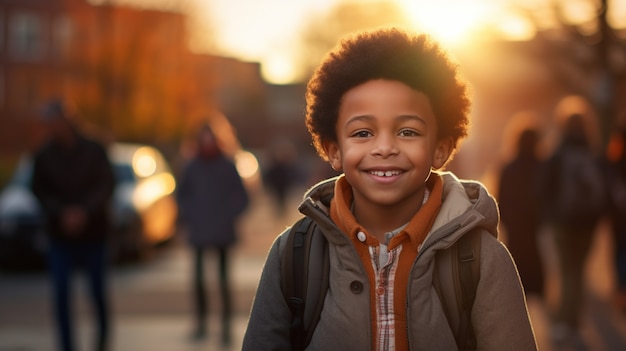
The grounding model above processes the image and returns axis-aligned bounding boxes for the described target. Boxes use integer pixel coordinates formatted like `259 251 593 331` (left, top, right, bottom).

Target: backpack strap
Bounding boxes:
280 217 329 350
433 228 482 351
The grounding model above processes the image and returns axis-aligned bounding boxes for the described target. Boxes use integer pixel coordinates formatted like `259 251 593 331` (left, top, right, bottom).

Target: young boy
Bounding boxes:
243 28 537 350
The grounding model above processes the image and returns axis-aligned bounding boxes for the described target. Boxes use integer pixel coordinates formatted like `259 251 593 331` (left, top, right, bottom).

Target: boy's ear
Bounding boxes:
433 137 453 169
323 141 342 171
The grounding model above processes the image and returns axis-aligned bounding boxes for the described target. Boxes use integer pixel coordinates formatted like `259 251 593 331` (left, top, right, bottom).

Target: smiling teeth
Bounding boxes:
370 170 400 177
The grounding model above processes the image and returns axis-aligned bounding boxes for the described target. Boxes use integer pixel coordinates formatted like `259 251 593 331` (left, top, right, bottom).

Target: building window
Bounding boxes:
9 12 43 60
53 16 73 59
13 77 38 112
0 12 4 52
0 70 4 107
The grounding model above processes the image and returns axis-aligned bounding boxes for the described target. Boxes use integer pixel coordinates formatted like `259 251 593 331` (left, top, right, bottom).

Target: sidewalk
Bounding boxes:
0 242 269 351
0 188 301 351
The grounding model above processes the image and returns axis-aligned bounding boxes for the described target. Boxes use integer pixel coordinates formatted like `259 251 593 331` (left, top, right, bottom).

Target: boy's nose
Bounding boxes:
371 135 398 158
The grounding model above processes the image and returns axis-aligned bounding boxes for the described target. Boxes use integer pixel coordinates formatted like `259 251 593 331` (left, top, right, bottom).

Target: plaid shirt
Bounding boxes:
371 243 403 350
370 189 429 351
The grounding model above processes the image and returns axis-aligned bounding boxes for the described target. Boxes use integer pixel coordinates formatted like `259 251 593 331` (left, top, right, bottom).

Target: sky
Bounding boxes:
192 0 340 83
110 0 625 84
193 0 532 83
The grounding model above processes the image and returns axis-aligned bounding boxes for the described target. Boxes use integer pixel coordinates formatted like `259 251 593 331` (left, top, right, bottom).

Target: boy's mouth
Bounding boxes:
369 170 402 177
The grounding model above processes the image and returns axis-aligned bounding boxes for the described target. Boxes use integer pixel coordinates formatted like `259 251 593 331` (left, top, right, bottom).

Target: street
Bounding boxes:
0 186 296 351
1 186 626 350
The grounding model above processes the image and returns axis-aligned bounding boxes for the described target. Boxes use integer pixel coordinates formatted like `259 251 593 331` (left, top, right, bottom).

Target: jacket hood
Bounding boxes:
434 171 499 238
298 172 499 248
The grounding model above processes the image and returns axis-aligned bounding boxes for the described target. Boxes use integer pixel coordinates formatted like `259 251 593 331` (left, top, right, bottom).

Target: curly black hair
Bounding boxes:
305 27 471 161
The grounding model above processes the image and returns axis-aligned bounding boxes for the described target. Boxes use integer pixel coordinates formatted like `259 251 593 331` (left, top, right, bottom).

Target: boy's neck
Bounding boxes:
352 191 426 242
330 175 443 247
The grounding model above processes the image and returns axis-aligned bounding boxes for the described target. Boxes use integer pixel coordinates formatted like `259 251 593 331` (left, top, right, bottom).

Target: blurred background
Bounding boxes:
1 0 625 186
1 0 626 350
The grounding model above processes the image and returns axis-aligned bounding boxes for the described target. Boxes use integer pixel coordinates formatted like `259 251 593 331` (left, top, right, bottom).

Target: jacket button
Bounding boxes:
357 231 367 242
350 280 363 294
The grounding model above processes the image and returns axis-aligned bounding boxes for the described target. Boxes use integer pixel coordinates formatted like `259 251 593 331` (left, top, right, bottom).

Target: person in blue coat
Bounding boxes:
176 122 249 346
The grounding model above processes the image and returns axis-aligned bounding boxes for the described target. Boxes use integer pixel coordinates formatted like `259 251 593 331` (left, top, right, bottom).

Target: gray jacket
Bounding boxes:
176 154 249 248
243 172 537 350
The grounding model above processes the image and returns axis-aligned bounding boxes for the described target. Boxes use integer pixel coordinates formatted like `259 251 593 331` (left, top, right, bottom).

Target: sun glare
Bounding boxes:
398 0 495 47
262 53 298 85
497 14 536 41
189 0 540 84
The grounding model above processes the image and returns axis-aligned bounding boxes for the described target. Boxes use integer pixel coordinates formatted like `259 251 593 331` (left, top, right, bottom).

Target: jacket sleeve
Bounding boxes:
175 162 191 222
227 161 249 217
31 153 63 218
536 154 559 222
242 232 293 351
80 144 115 215
472 232 538 351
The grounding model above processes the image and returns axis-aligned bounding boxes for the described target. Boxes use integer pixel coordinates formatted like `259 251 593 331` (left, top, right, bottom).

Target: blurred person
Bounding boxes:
31 99 115 351
606 124 626 313
537 100 608 351
243 28 536 350
497 116 545 298
263 138 301 217
176 122 249 346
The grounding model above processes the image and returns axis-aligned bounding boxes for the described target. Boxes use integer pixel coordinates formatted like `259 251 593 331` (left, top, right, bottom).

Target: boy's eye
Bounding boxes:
398 129 419 137
352 130 372 138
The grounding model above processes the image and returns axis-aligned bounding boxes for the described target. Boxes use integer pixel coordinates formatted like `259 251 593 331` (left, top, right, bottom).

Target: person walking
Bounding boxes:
263 139 301 217
176 122 249 346
497 119 545 298
537 102 608 351
606 125 626 313
31 99 115 351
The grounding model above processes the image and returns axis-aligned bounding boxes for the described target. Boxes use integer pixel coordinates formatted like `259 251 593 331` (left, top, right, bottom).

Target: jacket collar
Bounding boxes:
328 174 443 251
299 171 499 248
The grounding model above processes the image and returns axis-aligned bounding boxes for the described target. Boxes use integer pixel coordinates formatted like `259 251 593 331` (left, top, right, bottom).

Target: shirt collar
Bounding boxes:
330 174 443 250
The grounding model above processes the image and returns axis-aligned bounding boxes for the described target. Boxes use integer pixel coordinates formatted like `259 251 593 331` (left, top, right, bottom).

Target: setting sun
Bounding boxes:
261 53 299 85
398 0 496 47
397 0 527 47
182 0 541 84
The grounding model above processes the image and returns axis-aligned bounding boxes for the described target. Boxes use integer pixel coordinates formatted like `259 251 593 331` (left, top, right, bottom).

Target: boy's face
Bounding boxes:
324 79 451 209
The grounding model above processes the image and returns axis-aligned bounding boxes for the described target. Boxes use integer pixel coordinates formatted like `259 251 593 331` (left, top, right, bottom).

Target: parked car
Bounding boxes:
0 157 47 271
0 142 178 271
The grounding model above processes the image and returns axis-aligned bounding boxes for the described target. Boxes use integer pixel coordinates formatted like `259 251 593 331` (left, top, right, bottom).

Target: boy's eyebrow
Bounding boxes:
344 114 374 127
397 114 427 125
344 114 427 127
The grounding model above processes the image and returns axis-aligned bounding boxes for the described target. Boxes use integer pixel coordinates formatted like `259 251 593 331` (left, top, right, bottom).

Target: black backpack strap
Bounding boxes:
433 228 482 351
456 228 481 350
280 217 329 350
303 220 329 346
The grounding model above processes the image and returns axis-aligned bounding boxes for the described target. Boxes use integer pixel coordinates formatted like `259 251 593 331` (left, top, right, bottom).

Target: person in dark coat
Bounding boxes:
31 99 115 351
607 125 626 313
263 139 300 217
176 123 249 345
537 105 607 351
498 126 545 297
